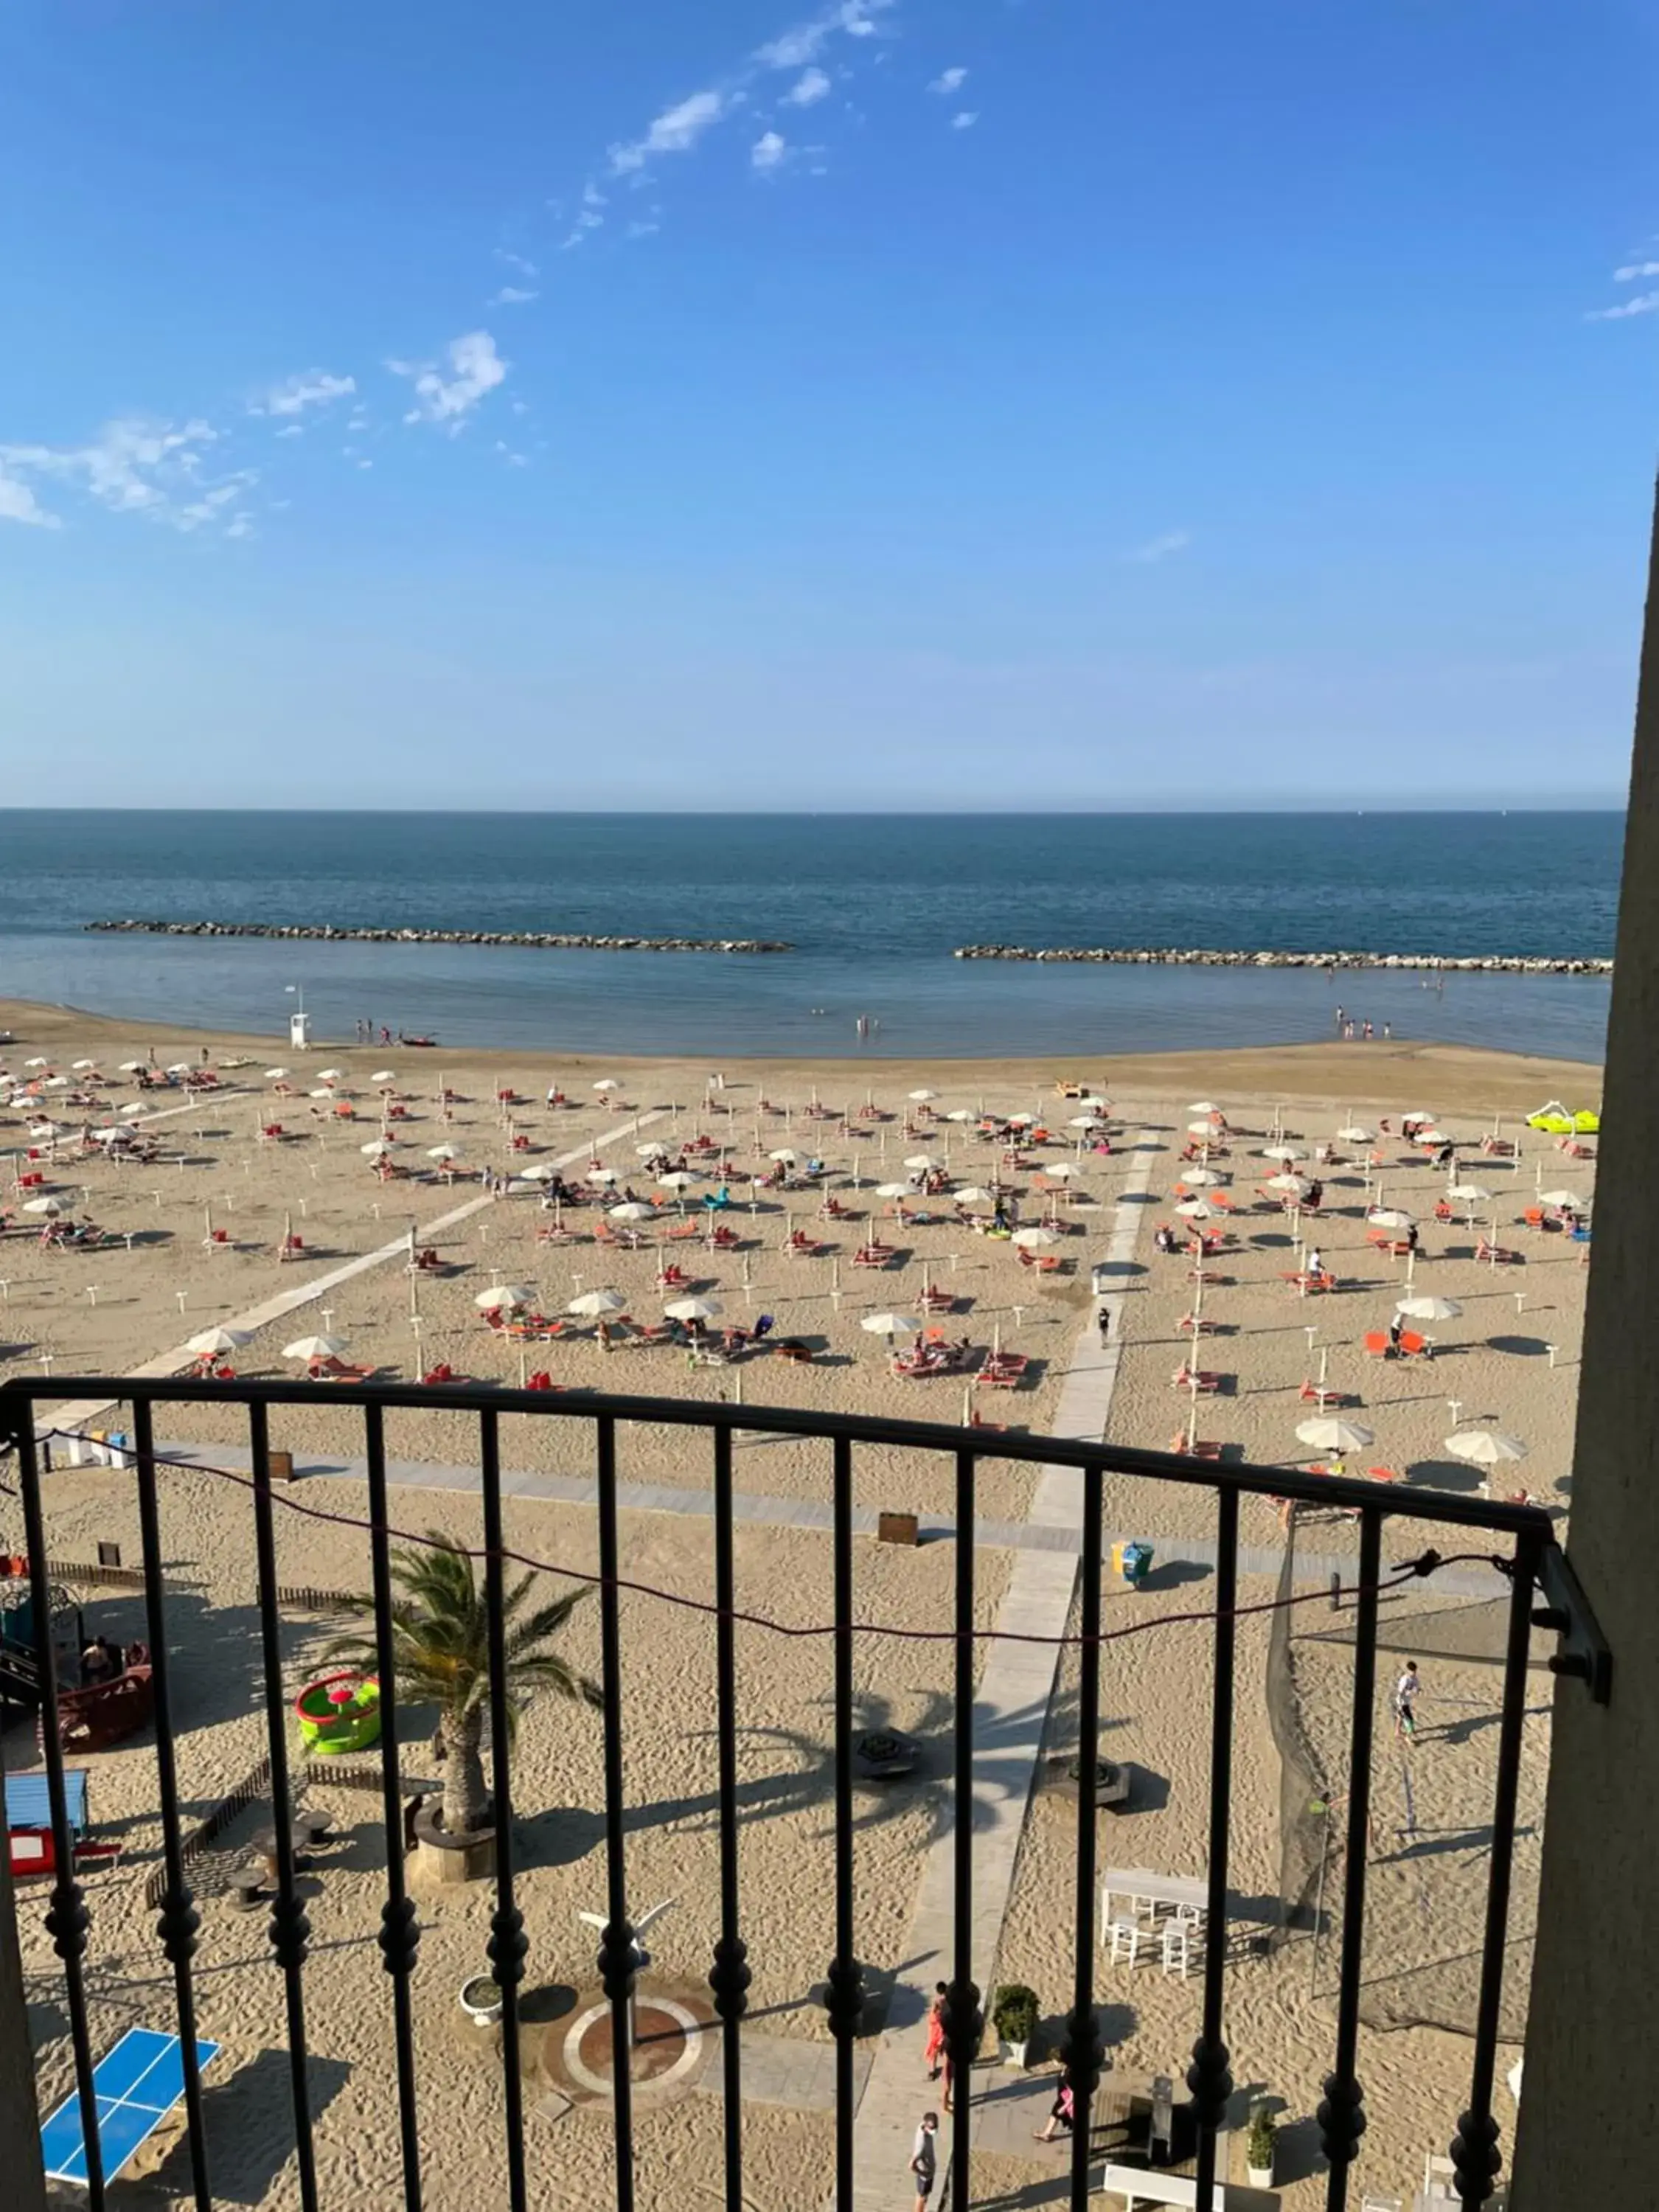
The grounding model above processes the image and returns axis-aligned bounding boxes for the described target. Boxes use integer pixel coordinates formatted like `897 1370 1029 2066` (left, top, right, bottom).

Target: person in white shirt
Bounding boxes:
911 2111 939 2207
1394 1659 1421 1740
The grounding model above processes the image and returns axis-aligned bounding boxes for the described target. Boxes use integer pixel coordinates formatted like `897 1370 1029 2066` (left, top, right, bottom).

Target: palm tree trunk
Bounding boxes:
442 1706 488 1836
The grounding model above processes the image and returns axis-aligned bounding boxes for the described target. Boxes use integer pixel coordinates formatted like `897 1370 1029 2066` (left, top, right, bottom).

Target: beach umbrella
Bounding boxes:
1537 1188 1587 1209
570 1288 626 1318
119 1100 147 1116
861 1312 920 1337
768 1147 800 1165
1337 1124 1372 1143
316 1067 344 1082
361 1139 394 1157
874 1180 911 1199
1068 1115 1103 1130
427 1143 459 1160
908 1088 938 1103
93 1127 125 1144
636 1139 671 1158
307 1088 335 1100
1189 1101 1220 1115
1045 1161 1081 1180
1447 1183 1492 1205
371 1069 395 1082
953 1186 995 1206
285 1335 348 1360
71 1059 98 1071
265 1067 289 1080
23 1196 65 1215
476 1285 534 1311
587 1166 621 1186
1295 1416 1375 1455
665 1295 723 1323
945 1108 976 1124
1267 1173 1310 1197
1368 1207 1414 1229
1006 1113 1035 1128
903 1153 939 1171
519 1163 558 1181
22 1057 49 1070
1395 1295 1463 1321
657 1170 695 1191
1174 1199 1214 1220
187 1327 252 1356
1011 1225 1057 1249
1180 1167 1225 1187
1446 1429 1528 1466
593 1078 622 1093
1186 1121 1217 1138
119 1060 146 1073
1263 1144 1307 1164
610 1202 653 1222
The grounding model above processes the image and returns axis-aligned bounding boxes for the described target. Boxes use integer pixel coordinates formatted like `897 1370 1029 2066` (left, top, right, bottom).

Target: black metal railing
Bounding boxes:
0 1375 1610 2212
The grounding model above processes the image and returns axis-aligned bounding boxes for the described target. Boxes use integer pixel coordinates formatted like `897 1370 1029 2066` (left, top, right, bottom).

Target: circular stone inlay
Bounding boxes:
562 1998 704 2099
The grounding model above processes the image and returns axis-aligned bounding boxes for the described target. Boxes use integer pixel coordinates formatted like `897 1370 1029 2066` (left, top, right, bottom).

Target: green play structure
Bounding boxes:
294 1671 382 1755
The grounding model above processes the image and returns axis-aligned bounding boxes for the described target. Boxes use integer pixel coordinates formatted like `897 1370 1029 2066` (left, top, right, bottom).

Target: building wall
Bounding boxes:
1511 481 1659 2206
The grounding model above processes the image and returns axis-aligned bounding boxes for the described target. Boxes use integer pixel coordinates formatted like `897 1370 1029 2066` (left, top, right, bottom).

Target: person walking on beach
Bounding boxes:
911 2112 939 2208
1394 1658 1421 1742
1097 1304 1113 1349
924 1983 947 2080
1334 1004 1345 1032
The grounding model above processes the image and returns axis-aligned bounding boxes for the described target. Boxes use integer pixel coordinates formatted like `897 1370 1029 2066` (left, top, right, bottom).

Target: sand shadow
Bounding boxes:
1486 1335 1552 1357
178 2044 352 2205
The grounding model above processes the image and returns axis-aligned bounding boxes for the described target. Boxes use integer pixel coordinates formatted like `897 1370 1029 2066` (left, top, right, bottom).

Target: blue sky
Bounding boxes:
1 0 1655 807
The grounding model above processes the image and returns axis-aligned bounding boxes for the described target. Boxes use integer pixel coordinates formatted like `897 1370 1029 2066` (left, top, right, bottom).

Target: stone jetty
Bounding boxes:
86 920 793 954
952 945 1612 974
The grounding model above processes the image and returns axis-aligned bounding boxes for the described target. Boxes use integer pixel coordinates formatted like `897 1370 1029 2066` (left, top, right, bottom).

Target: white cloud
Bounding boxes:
490 285 538 305
930 66 967 94
1127 529 1192 565
1614 260 1659 282
784 66 831 105
493 248 539 276
225 512 255 540
1587 291 1659 321
251 371 356 419
388 330 508 431
627 218 661 239
356 459 373 470
951 110 978 130
0 417 256 531
752 131 787 170
610 88 728 175
274 424 305 439
756 1 894 72
0 466 58 528
582 184 608 208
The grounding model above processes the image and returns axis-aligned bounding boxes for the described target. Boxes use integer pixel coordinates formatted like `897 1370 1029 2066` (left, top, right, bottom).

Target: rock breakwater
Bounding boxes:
952 945 1611 974
86 920 793 954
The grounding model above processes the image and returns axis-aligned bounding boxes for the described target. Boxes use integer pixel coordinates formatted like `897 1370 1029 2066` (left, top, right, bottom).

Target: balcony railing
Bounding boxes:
0 1375 1610 2212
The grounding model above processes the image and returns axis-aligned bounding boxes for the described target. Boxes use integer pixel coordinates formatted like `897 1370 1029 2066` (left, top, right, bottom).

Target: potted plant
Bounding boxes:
1245 2104 1276 2189
990 1983 1040 2068
459 1973 504 2026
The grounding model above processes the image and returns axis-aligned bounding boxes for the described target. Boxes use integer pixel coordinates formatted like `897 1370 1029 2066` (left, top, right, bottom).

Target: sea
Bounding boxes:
0 810 1621 1063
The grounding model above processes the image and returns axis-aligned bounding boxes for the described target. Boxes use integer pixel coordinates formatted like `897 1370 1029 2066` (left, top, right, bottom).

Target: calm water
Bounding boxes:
0 811 1619 1061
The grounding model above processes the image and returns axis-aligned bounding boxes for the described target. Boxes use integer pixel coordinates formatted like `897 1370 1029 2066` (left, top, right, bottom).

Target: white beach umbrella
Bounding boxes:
187 1326 252 1356
167 1062 192 1075
945 1108 976 1124
361 1139 394 1157
1395 1295 1463 1322
1401 1110 1436 1126
93 1127 125 1144
657 1170 696 1190
1078 1096 1110 1110
953 1186 995 1206
71 1059 99 1071
23 1196 65 1216
1011 1225 1058 1249
908 1088 938 1103
1413 1127 1445 1145
769 1147 800 1164
371 1068 396 1082
43 1077 71 1091
23 1057 49 1069
1006 1113 1035 1128
903 1154 939 1171
1295 1416 1375 1455
610 1202 653 1222
1368 1207 1415 1229
1068 1115 1104 1129
1267 1173 1310 1196
636 1139 671 1158
1180 1166 1225 1188
308 1089 335 1100
316 1067 344 1081
587 1166 621 1186
665 1296 723 1323
1044 1161 1080 1180
1337 1124 1372 1143
119 1060 146 1073
28 1122 63 1139
1447 1183 1492 1205
1175 1199 1214 1220
1186 1121 1217 1138
476 1285 534 1311
518 1163 557 1181
593 1078 622 1092
861 1312 920 1337
874 1181 911 1199
1263 1144 1307 1163
265 1068 290 1080
1446 1429 1528 1466
427 1143 460 1160
285 1335 348 1360
1189 1101 1220 1115
1537 1189 1587 1209
569 1288 626 1318
119 1100 147 1117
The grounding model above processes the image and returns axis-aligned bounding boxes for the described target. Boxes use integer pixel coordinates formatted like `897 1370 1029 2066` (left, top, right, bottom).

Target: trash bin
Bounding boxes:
1091 1264 1112 1298
1111 1540 1153 1589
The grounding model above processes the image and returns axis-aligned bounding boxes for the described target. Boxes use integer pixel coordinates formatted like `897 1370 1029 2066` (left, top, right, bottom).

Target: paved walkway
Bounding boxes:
36 1105 671 1440
692 2029 873 2114
846 1135 1157 2209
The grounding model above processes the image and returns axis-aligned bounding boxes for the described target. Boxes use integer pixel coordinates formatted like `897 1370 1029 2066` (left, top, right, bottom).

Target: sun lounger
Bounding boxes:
1475 1239 1522 1265
1168 1433 1222 1461
1171 1366 1220 1392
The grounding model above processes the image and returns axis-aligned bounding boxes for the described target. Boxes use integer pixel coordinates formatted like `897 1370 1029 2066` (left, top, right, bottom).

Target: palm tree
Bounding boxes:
327 1532 601 1838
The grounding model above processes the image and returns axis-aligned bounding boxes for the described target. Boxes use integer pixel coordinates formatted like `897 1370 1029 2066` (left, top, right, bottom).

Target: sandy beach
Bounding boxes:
1 996 1599 2208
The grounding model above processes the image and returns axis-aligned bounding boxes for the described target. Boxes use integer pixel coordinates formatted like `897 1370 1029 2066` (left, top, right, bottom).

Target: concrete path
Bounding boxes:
35 1106 671 1440
846 1135 1156 2209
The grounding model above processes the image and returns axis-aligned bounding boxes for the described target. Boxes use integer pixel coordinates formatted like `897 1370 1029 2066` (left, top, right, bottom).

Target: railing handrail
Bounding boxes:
1 1374 1557 1538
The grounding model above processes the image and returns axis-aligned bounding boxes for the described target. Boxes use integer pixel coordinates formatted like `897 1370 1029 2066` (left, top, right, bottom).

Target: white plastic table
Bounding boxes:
1101 1868 1209 1923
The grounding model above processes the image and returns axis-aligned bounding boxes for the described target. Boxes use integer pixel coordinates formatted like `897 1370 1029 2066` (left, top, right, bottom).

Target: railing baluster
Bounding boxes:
248 1401 319 2212
362 1402 422 2210
707 1425 750 2211
824 1432 865 2212
1450 1528 1546 2209
594 1414 637 2212
945 1447 982 2212
131 1399 210 2211
1065 1461 1107 2212
479 1408 529 2212
1188 1486 1238 2212
1318 1506 1383 2209
14 1411 102 2211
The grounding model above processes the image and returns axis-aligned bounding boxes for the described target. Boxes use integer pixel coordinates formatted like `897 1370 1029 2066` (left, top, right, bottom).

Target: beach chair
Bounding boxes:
1475 1239 1523 1265
1169 1433 1223 1461
1398 1329 1431 1359
1363 1332 1392 1358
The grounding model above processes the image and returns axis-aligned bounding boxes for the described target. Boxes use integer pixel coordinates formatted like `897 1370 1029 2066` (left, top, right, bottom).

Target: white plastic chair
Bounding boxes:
1159 1924 1189 1979
1107 1917 1142 1968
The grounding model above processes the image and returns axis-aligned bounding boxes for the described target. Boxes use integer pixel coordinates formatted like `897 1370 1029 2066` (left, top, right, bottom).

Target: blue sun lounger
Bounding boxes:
39 2025 220 2185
